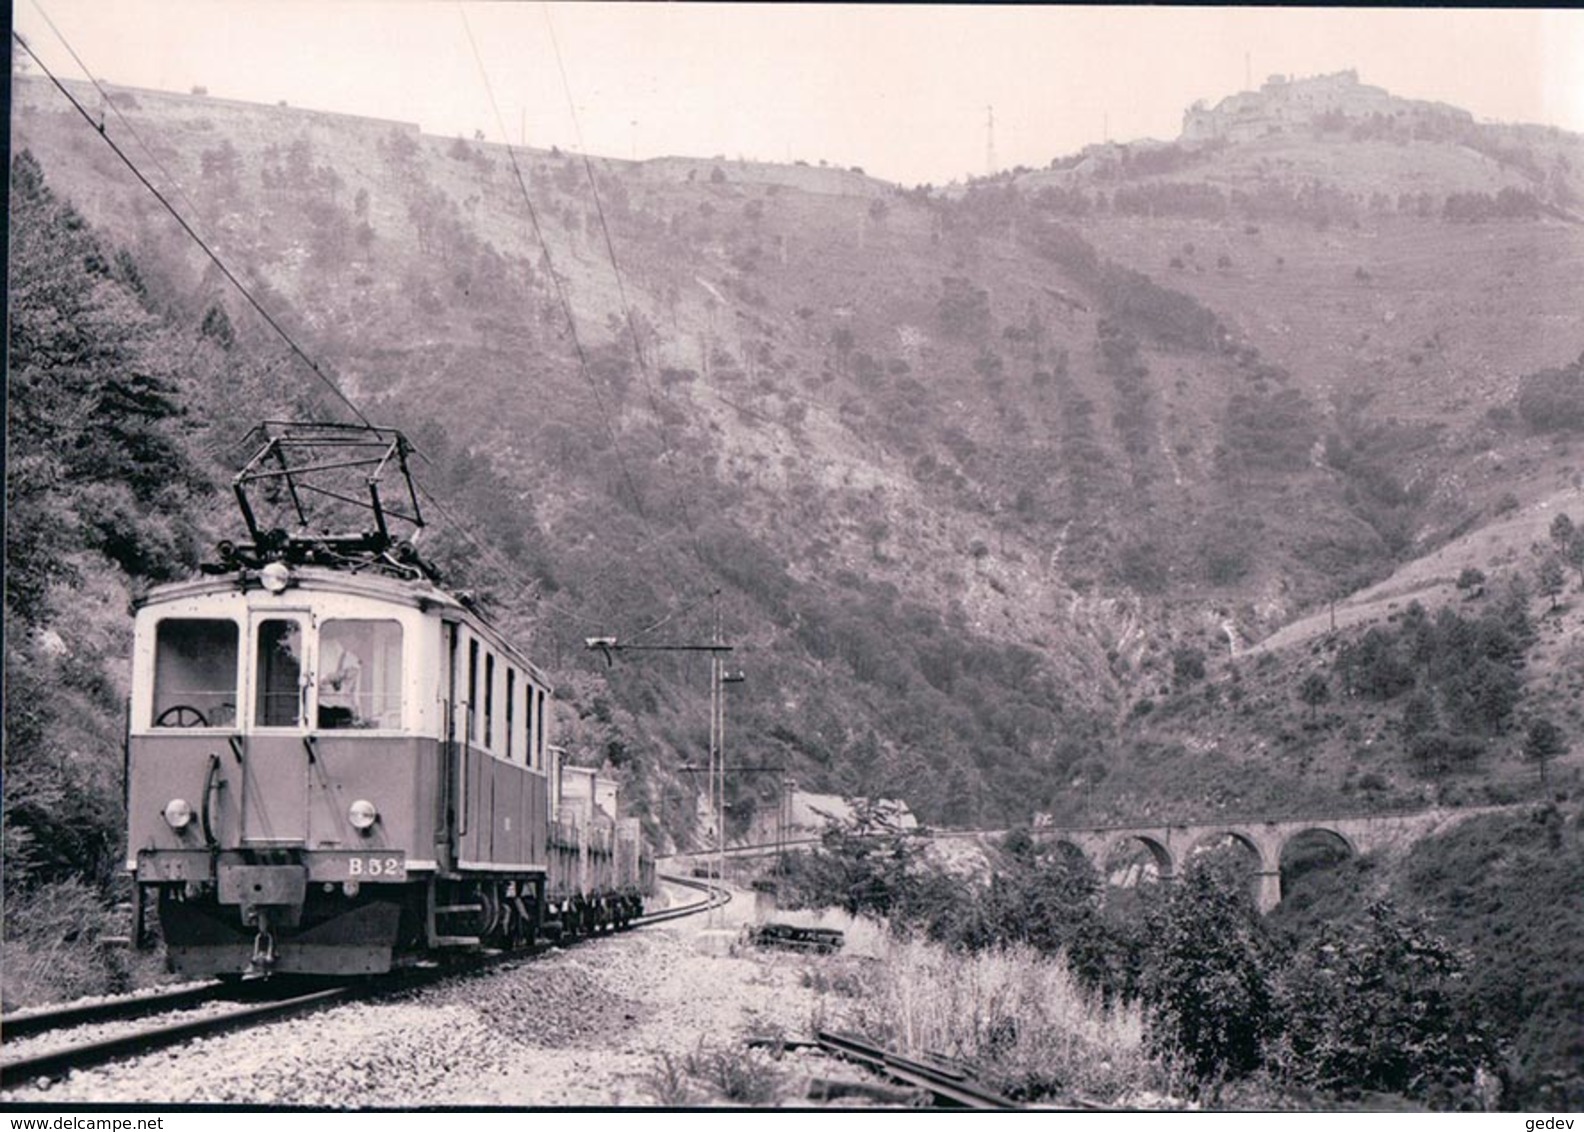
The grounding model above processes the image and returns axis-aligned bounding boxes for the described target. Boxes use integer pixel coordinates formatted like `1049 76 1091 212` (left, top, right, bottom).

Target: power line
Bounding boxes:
538 3 712 578
27 0 213 237
13 31 375 431
455 5 656 534
13 26 562 621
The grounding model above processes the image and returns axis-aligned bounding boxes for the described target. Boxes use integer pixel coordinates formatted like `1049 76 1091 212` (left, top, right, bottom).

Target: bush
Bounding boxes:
1 880 141 1009
837 936 1155 1105
780 799 956 928
1274 902 1496 1104
1140 852 1277 1089
1516 352 1584 433
682 1041 785 1105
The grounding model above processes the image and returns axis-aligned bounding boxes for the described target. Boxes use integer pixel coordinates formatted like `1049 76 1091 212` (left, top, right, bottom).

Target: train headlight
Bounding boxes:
260 561 292 593
162 798 194 830
348 799 379 831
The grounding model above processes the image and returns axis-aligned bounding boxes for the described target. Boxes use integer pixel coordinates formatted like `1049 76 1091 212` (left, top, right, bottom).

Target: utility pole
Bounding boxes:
710 592 724 903
586 594 740 921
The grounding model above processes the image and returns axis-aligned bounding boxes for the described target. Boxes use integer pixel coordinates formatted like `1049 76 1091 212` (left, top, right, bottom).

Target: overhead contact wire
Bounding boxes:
539 3 712 578
456 4 654 537
13 31 375 431
28 0 214 237
16 25 561 616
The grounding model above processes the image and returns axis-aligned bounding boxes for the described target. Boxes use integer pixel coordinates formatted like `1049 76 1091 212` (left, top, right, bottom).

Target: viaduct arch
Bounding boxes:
1032 805 1512 912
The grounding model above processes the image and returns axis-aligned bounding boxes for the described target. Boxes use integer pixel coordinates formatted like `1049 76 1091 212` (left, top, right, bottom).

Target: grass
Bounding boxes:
639 1053 694 1107
0 880 167 1011
827 937 1164 1106
681 1040 788 1106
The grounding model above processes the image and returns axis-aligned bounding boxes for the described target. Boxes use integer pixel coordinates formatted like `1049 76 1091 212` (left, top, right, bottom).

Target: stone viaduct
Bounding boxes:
1028 804 1520 912
697 803 1532 914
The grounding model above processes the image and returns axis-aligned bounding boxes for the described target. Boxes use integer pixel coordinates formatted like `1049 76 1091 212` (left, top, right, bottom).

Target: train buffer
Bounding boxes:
742 922 845 954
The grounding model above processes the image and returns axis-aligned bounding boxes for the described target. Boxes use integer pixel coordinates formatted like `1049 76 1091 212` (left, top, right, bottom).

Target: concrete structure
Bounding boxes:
1032 804 1519 912
739 790 915 852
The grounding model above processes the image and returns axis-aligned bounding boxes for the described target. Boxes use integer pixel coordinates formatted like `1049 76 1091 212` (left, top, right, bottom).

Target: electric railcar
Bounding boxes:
123 423 650 976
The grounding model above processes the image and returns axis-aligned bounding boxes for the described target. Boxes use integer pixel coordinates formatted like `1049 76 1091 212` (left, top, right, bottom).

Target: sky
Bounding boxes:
11 3 1584 186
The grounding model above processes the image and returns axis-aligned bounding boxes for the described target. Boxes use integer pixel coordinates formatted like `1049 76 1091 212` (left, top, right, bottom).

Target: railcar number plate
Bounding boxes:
348 855 406 880
309 852 408 882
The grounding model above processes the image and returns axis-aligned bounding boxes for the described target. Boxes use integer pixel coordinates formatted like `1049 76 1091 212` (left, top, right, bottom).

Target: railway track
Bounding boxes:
814 1031 1019 1109
1 876 723 1090
0 983 354 1091
1 980 259 1042
635 874 731 925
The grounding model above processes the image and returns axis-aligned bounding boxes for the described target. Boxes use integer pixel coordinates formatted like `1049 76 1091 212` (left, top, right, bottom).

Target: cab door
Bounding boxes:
240 612 311 846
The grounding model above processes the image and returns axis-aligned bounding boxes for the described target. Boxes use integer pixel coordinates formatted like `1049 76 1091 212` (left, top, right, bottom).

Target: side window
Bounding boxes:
535 689 547 767
254 619 304 727
484 653 496 750
518 678 531 766
467 639 480 745
505 669 516 762
525 682 538 769
318 619 404 730
153 619 238 728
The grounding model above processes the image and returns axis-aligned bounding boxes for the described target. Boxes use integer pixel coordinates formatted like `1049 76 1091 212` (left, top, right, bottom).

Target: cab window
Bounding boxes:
254 619 304 727
153 619 238 728
318 619 404 730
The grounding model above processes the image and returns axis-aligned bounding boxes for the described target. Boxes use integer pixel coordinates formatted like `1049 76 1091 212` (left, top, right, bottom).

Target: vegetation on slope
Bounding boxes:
7 69 1584 1068
789 802 1581 1109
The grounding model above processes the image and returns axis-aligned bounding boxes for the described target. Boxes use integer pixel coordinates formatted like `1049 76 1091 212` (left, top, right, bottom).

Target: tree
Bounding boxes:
1173 646 1207 686
1538 556 1566 610
1455 566 1486 594
1142 850 1277 1089
936 276 992 342
8 150 209 587
1401 689 1439 745
1549 512 1575 551
1523 718 1566 789
1566 531 1584 587
1517 352 1584 433
783 798 953 929
1275 902 1496 1103
1298 671 1330 721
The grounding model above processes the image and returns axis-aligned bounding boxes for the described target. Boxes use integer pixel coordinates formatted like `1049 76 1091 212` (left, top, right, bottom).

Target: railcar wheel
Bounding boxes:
479 885 501 940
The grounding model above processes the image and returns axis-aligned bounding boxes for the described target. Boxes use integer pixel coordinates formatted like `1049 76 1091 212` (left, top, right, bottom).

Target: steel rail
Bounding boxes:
0 985 354 1089
1 982 244 1042
633 874 730 926
1 882 705 1089
815 1030 1019 1110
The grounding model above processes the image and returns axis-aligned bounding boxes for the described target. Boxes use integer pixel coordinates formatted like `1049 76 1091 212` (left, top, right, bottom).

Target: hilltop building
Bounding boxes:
1181 69 1472 144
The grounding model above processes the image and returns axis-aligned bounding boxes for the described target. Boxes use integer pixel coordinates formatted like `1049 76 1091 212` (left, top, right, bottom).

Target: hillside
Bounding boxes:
10 68 1584 838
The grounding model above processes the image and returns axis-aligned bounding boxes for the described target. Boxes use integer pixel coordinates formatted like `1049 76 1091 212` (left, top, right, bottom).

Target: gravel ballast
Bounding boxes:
1 886 878 1108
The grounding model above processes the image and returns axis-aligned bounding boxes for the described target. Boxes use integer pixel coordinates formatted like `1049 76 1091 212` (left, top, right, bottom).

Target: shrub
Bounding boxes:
1273 902 1496 1104
1516 352 1584 433
780 799 956 928
1172 647 1207 686
640 1053 694 1106
1140 852 1277 1089
682 1042 785 1105
1 880 141 1009
836 936 1155 1104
